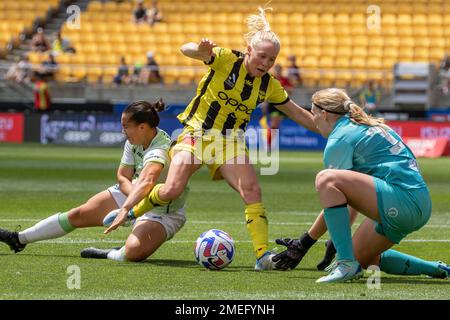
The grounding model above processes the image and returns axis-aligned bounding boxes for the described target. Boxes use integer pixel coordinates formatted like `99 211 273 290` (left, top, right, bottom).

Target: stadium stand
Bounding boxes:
0 0 60 55
1 0 450 111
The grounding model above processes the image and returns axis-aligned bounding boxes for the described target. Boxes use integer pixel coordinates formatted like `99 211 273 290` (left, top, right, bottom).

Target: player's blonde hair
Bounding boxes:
244 5 280 51
312 88 389 129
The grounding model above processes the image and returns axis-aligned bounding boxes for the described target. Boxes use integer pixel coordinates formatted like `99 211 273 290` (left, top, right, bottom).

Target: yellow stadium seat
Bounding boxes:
87 0 102 11
352 47 368 58
397 26 412 37
384 37 399 47
369 47 383 59
318 56 335 69
336 46 352 58
398 50 414 62
399 37 415 48
335 25 350 36
334 13 349 25
319 70 337 87
352 35 369 47
350 57 366 69
398 3 413 14
366 57 383 70
367 35 383 47
413 48 429 62
412 26 428 37
350 13 365 26
321 46 336 57
412 14 427 26
383 47 399 59
72 66 87 81
429 37 445 49
427 14 442 26
304 13 319 25
306 36 321 47
290 13 304 25
320 13 334 25
382 14 396 26
351 26 367 36
397 14 412 26
428 4 442 14
444 14 450 27
55 66 72 82
335 57 350 69
301 56 319 69
87 67 103 84
382 58 397 70
334 76 352 88
429 27 444 38
429 47 445 61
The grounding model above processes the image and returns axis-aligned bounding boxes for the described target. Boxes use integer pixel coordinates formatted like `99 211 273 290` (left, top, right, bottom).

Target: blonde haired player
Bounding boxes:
274 88 450 282
105 6 317 270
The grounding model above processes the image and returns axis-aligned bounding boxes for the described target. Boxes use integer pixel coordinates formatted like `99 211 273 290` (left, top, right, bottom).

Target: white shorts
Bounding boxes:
107 184 186 240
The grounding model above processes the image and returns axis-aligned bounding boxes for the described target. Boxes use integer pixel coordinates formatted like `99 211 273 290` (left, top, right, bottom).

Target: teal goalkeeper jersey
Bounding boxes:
323 116 427 190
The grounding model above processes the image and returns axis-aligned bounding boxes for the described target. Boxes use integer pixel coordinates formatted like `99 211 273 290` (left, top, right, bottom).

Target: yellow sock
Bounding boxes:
132 184 169 218
245 202 269 258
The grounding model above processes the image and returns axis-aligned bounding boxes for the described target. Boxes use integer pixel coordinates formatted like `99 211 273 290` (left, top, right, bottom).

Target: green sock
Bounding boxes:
323 204 354 261
380 249 445 277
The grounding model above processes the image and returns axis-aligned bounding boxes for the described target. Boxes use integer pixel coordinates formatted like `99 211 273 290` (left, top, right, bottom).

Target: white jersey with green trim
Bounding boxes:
120 128 189 213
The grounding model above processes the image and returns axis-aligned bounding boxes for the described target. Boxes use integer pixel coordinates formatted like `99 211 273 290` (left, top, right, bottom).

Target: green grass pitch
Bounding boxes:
0 143 449 300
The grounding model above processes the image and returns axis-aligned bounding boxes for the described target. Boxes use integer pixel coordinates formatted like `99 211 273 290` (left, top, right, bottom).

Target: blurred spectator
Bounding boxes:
439 54 450 95
139 51 163 84
286 55 302 86
359 80 381 115
260 64 293 151
132 61 144 83
147 0 163 26
32 72 51 112
113 56 130 86
6 55 32 84
39 53 58 81
133 0 149 24
31 28 51 53
52 32 76 55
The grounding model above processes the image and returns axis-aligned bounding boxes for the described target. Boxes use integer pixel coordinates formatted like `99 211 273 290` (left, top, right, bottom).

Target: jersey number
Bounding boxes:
366 127 405 155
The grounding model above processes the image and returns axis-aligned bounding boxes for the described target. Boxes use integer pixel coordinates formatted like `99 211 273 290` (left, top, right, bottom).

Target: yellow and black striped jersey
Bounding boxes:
177 47 290 134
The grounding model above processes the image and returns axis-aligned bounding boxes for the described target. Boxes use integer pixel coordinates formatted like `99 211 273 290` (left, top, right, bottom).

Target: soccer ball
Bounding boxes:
194 229 235 270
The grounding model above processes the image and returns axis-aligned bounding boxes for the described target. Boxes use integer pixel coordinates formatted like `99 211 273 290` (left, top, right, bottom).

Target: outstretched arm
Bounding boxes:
105 162 163 234
275 99 319 134
180 38 216 63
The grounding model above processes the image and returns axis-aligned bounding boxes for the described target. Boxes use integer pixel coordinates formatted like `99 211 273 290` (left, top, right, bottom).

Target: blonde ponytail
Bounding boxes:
244 5 280 51
312 88 389 129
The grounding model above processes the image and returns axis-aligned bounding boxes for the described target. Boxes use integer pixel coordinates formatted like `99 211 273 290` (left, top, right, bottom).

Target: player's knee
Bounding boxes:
315 169 338 192
160 182 184 200
354 249 375 269
67 207 83 227
125 240 149 262
240 183 261 203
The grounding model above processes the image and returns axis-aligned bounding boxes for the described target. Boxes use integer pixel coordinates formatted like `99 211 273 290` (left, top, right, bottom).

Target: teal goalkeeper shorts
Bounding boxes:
373 177 432 244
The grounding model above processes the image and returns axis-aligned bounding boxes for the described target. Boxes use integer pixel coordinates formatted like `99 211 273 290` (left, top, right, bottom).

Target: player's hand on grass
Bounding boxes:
272 238 308 271
104 208 129 234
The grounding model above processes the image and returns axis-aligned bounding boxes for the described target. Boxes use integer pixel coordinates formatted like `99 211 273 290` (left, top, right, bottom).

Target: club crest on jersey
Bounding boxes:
258 90 266 102
225 73 237 88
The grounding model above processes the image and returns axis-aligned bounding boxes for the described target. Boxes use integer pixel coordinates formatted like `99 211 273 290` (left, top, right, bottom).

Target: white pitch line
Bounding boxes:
33 238 450 244
0 218 449 228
